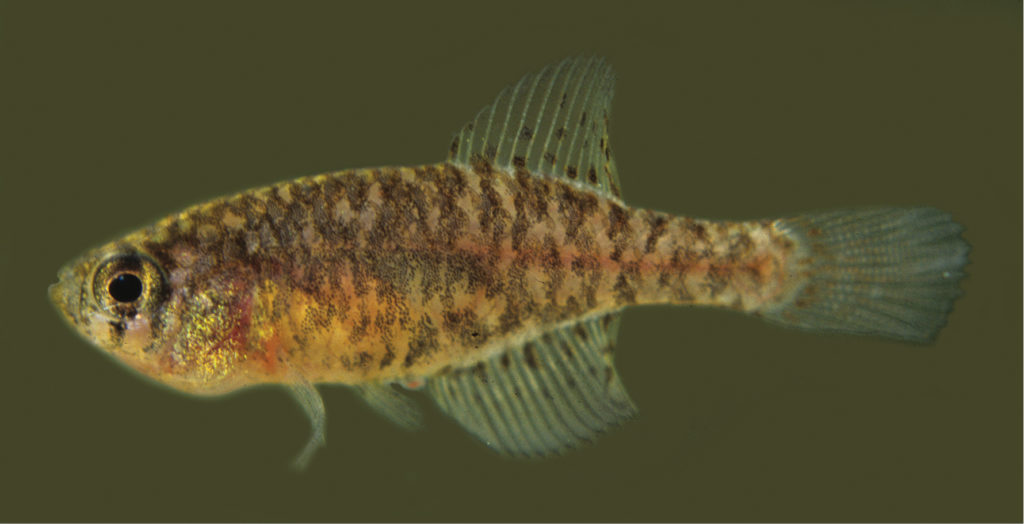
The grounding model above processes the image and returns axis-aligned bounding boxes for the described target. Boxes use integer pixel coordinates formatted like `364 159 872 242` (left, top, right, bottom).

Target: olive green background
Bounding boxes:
1 1 1020 522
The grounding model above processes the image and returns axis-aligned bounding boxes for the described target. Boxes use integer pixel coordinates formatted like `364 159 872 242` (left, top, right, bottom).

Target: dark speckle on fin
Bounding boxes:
447 56 623 199
427 313 635 457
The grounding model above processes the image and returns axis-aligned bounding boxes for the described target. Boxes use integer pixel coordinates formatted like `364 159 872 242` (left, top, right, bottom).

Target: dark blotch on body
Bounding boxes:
404 315 440 367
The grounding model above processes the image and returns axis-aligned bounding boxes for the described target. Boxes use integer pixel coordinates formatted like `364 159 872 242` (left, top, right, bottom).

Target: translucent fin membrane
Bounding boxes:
448 56 623 199
427 313 636 457
764 207 969 342
355 383 423 430
287 380 326 470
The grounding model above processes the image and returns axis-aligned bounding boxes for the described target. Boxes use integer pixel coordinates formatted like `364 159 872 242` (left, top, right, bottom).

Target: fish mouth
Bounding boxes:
47 281 61 308
48 263 82 325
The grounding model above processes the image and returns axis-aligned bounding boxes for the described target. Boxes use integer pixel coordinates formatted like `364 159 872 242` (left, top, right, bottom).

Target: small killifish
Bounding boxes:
49 57 969 466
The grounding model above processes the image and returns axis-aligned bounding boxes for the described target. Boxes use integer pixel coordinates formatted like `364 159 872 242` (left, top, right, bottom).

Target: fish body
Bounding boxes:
50 57 969 464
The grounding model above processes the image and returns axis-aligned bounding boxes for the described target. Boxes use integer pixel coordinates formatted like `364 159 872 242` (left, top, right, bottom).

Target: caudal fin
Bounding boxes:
763 208 969 343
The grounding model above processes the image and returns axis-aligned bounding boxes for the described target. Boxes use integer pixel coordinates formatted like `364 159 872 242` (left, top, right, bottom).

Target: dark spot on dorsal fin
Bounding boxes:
555 126 566 139
587 166 598 184
566 165 578 179
543 151 556 166
520 126 534 139
609 180 621 197
512 155 526 169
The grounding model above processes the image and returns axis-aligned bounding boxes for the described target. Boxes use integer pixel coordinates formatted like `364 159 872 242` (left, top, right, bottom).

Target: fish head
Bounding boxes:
49 237 253 396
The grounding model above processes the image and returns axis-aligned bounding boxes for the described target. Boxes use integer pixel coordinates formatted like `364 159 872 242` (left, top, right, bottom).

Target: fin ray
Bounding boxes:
764 207 969 342
354 383 423 431
507 349 576 448
448 56 623 198
489 359 549 453
287 378 326 470
427 313 636 457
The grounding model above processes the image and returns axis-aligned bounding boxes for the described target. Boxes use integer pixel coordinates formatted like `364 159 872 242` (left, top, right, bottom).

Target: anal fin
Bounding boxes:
427 313 636 457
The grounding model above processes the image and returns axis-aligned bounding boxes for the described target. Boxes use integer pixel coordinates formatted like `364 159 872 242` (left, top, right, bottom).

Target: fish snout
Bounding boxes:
49 263 86 325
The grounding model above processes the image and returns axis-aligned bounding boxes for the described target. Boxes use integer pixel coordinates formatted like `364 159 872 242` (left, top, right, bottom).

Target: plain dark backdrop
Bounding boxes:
1 1 1020 522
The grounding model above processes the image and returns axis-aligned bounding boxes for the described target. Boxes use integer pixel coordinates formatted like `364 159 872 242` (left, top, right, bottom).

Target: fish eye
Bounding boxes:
92 252 166 317
108 273 143 303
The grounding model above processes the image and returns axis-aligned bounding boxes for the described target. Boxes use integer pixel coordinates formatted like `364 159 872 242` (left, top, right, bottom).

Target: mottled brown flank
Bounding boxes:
132 161 793 385
726 233 754 262
645 214 668 253
404 315 440 367
607 204 631 240
379 343 396 369
470 154 492 175
692 222 707 241
613 273 636 304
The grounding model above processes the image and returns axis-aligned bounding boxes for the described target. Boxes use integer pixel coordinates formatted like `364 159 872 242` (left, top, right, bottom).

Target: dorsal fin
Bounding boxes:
426 313 635 457
447 56 623 199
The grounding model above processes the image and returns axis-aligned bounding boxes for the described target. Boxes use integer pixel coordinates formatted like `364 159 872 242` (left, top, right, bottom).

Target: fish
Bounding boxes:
49 56 970 466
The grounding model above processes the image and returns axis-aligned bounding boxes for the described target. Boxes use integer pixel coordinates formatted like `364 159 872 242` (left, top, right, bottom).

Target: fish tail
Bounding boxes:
761 207 969 342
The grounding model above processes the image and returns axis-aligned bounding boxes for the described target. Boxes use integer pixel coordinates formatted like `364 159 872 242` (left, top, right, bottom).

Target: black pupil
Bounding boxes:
108 273 143 303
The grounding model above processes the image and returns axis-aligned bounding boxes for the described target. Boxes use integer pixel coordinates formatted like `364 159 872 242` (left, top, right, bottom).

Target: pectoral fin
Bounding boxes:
287 379 326 470
355 383 424 431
